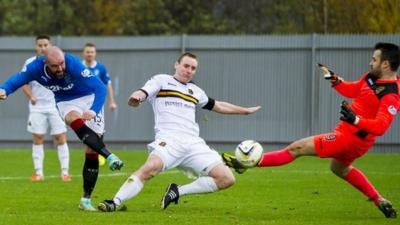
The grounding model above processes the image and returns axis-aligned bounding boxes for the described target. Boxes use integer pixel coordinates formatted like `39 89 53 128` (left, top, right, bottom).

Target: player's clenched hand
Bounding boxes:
128 90 146 107
244 106 262 115
339 100 359 124
128 96 141 107
82 110 95 120
109 102 117 111
0 89 6 100
318 63 342 86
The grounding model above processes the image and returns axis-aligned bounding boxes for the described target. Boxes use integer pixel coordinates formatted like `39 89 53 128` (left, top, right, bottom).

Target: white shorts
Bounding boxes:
27 111 67 135
56 95 105 134
147 134 223 178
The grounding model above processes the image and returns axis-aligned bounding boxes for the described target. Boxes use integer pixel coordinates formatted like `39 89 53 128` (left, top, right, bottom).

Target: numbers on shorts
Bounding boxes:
92 114 103 125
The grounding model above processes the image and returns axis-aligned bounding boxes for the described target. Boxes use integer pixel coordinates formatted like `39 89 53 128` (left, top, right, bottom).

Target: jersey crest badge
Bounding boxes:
375 86 385 95
388 105 397 115
188 89 193 95
81 69 93 77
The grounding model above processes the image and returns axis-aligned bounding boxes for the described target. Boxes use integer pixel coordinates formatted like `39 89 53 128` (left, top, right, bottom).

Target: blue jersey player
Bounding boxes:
0 46 123 211
82 43 117 112
82 42 118 166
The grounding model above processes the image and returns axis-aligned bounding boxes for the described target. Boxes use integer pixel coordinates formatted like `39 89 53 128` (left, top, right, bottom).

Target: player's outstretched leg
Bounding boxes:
221 153 247 174
70 118 124 171
378 198 397 218
332 161 397 219
161 183 179 209
98 174 145 212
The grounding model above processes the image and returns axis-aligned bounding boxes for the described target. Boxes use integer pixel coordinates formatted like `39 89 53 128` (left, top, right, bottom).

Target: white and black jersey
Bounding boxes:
141 74 215 137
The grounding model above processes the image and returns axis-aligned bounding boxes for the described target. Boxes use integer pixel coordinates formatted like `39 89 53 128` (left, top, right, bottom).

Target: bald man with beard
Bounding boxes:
0 46 124 211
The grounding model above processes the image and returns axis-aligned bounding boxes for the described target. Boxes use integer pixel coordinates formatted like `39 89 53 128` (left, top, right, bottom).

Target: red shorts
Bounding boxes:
314 131 374 166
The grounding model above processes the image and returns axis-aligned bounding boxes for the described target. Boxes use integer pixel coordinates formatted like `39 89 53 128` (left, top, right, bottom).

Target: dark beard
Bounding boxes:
369 68 382 79
45 66 64 79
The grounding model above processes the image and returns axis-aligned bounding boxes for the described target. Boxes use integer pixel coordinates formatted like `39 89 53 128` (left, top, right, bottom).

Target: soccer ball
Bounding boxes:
235 140 263 167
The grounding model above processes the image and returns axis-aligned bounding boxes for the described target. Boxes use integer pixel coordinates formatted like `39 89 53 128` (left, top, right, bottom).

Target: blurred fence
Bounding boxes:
0 34 399 152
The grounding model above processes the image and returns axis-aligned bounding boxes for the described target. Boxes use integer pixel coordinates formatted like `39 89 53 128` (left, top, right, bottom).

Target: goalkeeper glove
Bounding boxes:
340 100 359 124
318 63 342 86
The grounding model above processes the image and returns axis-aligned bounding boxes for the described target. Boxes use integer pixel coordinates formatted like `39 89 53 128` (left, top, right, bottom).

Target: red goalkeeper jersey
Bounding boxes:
334 73 400 141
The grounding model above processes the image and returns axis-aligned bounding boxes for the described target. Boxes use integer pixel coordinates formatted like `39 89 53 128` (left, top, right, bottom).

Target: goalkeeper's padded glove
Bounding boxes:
340 100 359 124
317 63 342 86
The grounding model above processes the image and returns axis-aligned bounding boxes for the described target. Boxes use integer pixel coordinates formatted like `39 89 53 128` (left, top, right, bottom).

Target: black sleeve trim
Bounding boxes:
365 73 398 99
139 89 149 99
202 97 215 110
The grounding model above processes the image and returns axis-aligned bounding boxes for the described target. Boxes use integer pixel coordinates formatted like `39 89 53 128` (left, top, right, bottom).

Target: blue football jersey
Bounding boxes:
83 60 111 85
0 53 107 114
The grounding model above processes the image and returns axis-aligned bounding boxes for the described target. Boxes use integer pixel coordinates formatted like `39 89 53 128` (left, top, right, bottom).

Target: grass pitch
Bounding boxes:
0 149 399 225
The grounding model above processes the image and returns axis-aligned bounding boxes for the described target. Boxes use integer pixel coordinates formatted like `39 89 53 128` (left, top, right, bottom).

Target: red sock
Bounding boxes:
346 168 380 205
85 152 99 160
257 148 295 167
70 118 85 131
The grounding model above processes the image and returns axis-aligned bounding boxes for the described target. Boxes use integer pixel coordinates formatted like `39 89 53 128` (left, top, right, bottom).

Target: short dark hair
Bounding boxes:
84 42 96 48
374 42 400 71
177 52 197 63
36 34 50 41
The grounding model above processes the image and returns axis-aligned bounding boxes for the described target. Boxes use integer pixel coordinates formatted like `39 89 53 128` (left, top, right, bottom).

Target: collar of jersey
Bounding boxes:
43 64 53 80
173 76 187 86
82 60 97 68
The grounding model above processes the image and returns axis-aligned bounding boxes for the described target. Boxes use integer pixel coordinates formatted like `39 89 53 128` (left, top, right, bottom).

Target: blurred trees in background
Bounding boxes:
0 0 399 35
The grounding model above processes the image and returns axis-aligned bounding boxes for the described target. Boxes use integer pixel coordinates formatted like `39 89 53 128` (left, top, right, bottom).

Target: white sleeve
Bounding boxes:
141 75 163 100
197 88 209 108
21 56 36 72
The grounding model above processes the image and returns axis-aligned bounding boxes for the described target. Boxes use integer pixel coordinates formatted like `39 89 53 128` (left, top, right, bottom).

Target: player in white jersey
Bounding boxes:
98 52 261 212
21 35 70 182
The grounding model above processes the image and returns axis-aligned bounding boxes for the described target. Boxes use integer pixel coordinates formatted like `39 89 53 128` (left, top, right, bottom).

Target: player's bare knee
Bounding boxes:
212 166 235 189
64 111 82 125
224 172 236 188
330 160 352 178
215 172 235 189
330 167 347 178
54 133 66 145
287 141 304 157
330 165 341 177
287 137 315 157
33 134 45 145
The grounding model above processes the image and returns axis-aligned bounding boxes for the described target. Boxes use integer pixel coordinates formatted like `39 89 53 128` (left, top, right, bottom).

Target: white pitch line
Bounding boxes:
0 170 181 181
0 172 127 181
0 169 399 181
